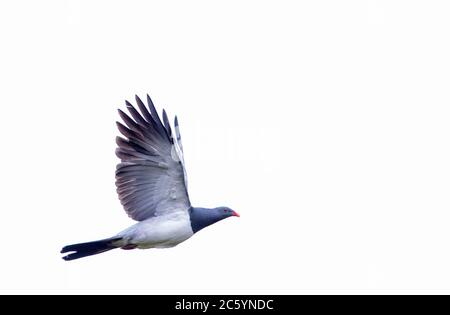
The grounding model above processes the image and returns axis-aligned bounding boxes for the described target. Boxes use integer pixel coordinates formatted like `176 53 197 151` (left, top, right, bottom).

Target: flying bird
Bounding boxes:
61 95 238 261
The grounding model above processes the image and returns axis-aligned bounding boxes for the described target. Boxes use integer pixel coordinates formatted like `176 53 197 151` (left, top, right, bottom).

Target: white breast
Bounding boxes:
117 211 194 249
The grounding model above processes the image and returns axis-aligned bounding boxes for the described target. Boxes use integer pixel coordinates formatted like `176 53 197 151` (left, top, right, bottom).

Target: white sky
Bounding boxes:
1 0 450 294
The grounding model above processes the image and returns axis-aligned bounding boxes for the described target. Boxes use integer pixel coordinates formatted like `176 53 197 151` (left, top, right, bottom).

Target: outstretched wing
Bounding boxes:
115 95 190 221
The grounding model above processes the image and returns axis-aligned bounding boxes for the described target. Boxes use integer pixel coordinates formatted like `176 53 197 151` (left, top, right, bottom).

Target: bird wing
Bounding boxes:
115 95 190 221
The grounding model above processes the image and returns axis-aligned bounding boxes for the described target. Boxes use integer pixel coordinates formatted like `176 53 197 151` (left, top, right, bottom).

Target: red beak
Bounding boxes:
231 210 240 217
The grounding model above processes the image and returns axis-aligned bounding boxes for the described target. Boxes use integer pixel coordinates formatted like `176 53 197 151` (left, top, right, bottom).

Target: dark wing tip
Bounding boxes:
117 108 129 122
135 94 144 104
162 109 173 139
146 94 155 107
115 136 125 146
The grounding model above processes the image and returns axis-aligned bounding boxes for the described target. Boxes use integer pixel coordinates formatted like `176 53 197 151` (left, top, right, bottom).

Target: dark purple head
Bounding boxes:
189 206 239 233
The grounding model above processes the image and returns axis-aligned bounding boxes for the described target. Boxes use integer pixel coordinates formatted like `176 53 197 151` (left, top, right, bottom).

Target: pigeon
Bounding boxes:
61 94 238 261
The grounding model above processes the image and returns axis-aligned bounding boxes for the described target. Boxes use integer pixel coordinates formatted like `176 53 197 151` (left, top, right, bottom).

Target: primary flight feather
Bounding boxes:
61 94 238 261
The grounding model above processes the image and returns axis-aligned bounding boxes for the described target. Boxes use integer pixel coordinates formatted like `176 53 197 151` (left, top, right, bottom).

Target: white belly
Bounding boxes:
117 211 194 249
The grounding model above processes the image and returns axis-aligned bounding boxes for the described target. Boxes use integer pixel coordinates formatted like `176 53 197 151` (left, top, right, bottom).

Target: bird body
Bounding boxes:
117 210 193 249
61 95 238 261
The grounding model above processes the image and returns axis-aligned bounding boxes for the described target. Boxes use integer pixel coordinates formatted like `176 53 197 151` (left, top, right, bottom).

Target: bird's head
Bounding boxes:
214 206 240 219
189 206 239 233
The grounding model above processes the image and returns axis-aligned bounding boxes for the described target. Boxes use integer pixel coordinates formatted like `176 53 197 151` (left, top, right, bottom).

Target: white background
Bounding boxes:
1 0 450 294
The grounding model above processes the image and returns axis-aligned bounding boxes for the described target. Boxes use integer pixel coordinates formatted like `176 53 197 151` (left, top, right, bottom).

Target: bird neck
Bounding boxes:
189 207 222 233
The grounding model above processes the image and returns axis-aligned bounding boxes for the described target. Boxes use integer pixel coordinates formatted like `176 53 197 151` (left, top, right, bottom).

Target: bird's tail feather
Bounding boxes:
61 237 122 261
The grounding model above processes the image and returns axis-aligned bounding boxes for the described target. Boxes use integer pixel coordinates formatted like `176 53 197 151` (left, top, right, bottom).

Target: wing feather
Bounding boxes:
115 95 190 221
174 116 184 153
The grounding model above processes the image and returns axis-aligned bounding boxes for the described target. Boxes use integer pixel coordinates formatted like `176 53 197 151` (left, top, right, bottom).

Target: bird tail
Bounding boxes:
61 237 122 261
